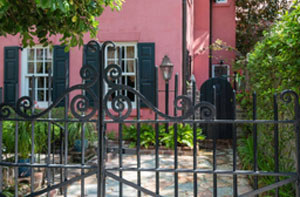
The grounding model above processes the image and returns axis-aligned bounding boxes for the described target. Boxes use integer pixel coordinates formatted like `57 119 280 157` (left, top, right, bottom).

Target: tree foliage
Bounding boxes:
245 2 300 97
0 0 124 48
236 0 291 56
236 3 300 195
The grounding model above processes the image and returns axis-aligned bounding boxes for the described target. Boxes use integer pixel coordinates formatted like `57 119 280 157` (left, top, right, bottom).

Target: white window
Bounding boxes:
105 43 137 107
215 0 227 3
21 47 53 108
212 64 230 81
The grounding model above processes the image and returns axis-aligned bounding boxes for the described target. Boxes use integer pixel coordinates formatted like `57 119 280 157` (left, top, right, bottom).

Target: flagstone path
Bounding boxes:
63 147 253 197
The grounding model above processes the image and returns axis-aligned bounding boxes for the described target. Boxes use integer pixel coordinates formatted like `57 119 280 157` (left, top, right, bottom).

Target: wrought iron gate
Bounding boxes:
0 40 299 197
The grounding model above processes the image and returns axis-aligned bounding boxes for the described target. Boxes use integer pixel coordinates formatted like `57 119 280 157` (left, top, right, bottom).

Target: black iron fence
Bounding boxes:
0 41 299 197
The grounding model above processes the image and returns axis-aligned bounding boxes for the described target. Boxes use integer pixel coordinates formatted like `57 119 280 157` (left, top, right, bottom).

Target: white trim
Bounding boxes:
21 47 53 108
104 42 138 109
215 0 227 3
212 64 230 81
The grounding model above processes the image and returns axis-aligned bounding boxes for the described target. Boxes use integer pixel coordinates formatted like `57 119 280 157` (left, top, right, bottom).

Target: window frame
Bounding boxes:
215 0 227 3
104 42 138 109
212 64 230 81
21 47 53 108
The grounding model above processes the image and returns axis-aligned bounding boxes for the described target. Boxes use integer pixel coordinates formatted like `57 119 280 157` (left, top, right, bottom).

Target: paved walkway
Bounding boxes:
64 148 252 197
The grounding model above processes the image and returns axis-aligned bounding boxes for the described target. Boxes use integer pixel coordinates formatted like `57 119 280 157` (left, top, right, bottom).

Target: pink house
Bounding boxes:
0 0 235 120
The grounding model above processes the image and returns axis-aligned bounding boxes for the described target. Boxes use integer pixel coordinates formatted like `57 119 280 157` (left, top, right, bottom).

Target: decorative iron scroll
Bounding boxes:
280 90 299 105
280 89 300 120
0 64 99 121
0 40 116 121
103 63 216 121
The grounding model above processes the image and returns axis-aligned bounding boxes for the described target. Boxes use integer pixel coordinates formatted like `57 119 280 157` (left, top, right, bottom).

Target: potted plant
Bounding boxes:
17 121 32 177
68 122 96 152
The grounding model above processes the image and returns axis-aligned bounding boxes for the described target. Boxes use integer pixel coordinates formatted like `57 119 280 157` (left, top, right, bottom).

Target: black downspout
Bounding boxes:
182 0 187 94
209 0 213 77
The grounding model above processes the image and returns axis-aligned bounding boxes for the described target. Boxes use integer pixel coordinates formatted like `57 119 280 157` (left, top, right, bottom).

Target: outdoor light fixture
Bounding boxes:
159 55 174 82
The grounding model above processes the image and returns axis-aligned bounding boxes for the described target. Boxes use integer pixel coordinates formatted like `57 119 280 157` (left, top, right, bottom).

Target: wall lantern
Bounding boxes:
159 55 174 82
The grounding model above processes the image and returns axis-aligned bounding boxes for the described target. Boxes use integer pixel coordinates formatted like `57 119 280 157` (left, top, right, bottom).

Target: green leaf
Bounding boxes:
40 0 50 8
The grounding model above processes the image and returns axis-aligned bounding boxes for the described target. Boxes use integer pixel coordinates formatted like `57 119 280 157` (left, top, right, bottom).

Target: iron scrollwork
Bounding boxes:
102 59 216 121
0 64 99 121
280 89 300 120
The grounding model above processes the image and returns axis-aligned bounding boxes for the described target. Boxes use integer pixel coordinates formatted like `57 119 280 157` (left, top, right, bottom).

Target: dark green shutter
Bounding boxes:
4 47 19 106
138 43 156 107
83 45 100 106
53 46 69 107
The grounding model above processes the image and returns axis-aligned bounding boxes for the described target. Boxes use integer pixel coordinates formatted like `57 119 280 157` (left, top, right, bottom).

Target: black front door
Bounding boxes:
200 77 234 139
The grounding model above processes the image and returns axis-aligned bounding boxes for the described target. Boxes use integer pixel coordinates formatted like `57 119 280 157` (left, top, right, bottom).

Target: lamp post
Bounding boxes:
160 55 174 133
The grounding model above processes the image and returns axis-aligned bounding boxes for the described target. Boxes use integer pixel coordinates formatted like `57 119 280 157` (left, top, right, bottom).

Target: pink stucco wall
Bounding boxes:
192 0 236 88
193 0 210 88
0 0 236 125
186 0 194 64
212 0 236 72
0 0 183 122
89 0 183 118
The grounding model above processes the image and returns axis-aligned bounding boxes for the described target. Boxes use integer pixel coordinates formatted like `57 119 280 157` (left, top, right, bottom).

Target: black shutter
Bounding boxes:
53 46 69 107
4 47 19 106
138 43 156 107
83 45 100 106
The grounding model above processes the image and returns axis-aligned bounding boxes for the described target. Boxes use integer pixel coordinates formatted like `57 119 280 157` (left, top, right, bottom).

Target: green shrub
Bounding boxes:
238 135 295 196
68 121 96 148
122 123 205 149
235 4 300 195
2 120 96 157
160 124 204 149
2 121 61 158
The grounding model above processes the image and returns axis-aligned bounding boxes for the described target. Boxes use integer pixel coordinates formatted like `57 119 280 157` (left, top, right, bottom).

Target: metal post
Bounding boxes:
64 54 70 197
30 75 36 193
80 78 87 197
294 92 300 197
47 69 52 197
154 67 160 195
253 92 258 197
60 127 63 195
52 124 55 183
96 40 106 197
274 94 279 197
165 81 169 133
212 85 217 197
192 76 197 197
81 121 86 197
136 58 141 197
232 91 238 196
174 74 178 197
0 87 3 192
14 83 19 197
118 47 123 197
